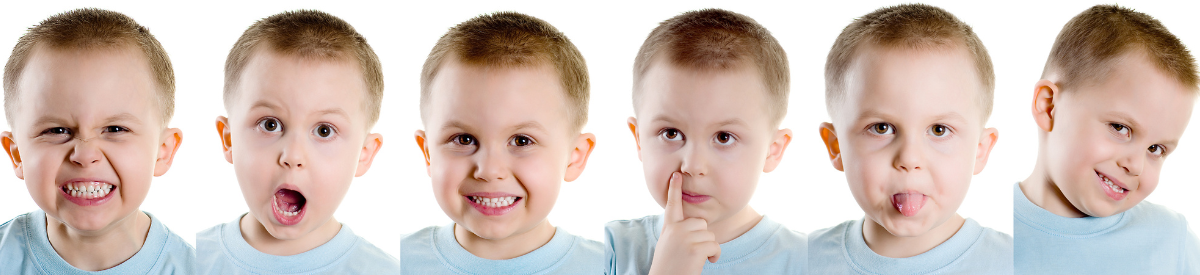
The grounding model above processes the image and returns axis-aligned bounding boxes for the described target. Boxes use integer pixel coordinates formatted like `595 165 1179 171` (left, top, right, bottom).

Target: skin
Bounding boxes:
1 45 182 271
818 44 998 258
215 48 383 256
1020 50 1195 218
415 58 596 260
630 60 792 274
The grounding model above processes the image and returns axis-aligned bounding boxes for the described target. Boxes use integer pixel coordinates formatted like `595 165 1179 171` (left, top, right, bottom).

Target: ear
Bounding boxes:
2 132 23 179
1032 79 1059 133
819 122 844 171
354 133 384 177
415 130 432 176
216 116 234 164
762 128 793 173
627 117 641 161
972 127 999 175
152 128 183 176
563 132 597 182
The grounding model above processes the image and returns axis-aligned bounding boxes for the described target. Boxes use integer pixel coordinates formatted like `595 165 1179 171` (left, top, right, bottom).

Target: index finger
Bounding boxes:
663 172 684 222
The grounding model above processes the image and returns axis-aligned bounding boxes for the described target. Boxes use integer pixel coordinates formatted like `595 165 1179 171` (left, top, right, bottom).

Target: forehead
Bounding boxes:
839 44 981 124
638 60 769 128
15 45 158 124
233 48 366 119
1067 52 1196 139
425 59 569 132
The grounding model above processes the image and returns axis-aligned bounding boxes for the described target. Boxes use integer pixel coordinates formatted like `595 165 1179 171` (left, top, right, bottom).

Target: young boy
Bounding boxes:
812 4 1011 274
0 8 193 273
606 9 806 274
1015 5 1200 274
402 11 605 274
195 10 399 273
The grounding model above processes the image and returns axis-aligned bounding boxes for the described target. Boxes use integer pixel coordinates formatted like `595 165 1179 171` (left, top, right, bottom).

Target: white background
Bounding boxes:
1 0 1197 261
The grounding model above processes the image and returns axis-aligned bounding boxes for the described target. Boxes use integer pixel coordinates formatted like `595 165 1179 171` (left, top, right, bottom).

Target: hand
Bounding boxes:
648 172 720 275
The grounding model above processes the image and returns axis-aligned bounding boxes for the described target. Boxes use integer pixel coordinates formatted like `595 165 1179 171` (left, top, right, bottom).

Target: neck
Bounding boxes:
706 206 762 244
455 219 556 260
1021 160 1087 218
862 214 964 258
45 210 151 271
240 214 342 256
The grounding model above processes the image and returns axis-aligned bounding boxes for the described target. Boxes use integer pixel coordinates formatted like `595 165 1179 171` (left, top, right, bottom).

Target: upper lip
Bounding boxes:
275 183 303 194
463 191 522 198
1097 170 1131 190
681 190 707 197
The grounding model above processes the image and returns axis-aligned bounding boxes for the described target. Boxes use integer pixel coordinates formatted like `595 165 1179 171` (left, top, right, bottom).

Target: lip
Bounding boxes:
681 191 710 204
463 192 522 216
271 184 306 226
58 178 117 207
891 191 927 217
1096 170 1129 201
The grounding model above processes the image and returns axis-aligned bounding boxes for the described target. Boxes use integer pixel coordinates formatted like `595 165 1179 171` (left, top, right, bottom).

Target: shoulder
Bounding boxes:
604 214 658 232
972 222 1015 256
400 225 442 246
0 212 31 241
345 233 402 271
808 219 854 245
603 214 658 249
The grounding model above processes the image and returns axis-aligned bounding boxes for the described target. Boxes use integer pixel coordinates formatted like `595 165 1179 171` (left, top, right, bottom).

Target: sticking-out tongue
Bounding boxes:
275 189 306 212
892 192 926 217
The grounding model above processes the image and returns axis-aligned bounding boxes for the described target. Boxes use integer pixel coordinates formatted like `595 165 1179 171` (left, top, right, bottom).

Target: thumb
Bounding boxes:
663 172 684 222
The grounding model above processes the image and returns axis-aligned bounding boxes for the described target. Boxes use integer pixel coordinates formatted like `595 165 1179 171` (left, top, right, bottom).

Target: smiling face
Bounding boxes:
5 46 170 232
1043 52 1195 218
832 45 991 237
420 59 589 240
632 60 782 225
223 48 376 240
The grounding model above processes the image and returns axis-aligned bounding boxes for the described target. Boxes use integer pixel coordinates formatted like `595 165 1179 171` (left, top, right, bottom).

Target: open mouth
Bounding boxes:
272 188 307 225
60 181 116 206
891 192 926 217
1096 171 1128 200
464 194 522 216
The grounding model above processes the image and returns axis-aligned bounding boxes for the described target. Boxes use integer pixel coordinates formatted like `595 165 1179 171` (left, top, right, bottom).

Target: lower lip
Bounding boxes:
1098 173 1128 201
466 196 520 216
682 193 710 204
59 186 115 206
271 196 306 226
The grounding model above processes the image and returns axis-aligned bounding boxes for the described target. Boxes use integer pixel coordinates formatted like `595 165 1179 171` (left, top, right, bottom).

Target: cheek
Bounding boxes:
639 149 680 206
841 142 891 196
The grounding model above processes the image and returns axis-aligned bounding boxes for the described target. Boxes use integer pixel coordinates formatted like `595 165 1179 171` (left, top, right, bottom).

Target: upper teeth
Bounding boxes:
64 182 113 199
1101 175 1125 194
470 196 517 208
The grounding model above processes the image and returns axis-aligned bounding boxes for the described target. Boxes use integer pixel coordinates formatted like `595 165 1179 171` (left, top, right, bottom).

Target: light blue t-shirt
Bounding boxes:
604 214 807 275
0 210 195 274
1014 183 1200 274
195 214 400 274
808 217 1012 274
400 223 608 274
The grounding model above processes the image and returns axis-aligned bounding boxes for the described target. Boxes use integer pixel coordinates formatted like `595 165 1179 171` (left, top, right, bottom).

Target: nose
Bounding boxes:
893 134 924 172
69 136 102 167
679 142 708 177
1117 147 1145 177
278 133 307 169
473 145 509 182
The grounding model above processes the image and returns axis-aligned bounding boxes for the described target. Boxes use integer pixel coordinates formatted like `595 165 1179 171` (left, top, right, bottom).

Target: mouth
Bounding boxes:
272 187 307 226
1096 170 1129 201
891 191 926 217
681 191 710 204
464 193 522 216
59 180 116 206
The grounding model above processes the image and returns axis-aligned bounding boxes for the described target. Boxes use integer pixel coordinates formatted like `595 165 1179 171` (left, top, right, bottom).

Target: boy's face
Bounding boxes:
1040 52 1194 217
218 49 382 240
630 61 790 225
2 46 180 232
824 45 996 237
417 60 594 241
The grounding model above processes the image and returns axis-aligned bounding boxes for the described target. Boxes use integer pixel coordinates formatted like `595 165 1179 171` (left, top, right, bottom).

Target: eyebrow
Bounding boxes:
249 100 350 120
1105 111 1181 147
30 113 144 127
438 120 547 133
855 110 967 124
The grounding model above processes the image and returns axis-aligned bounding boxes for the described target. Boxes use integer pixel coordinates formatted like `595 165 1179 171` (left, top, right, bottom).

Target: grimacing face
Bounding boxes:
2 46 181 232
1041 52 1194 218
631 61 790 227
417 60 594 241
218 48 382 240
824 45 997 237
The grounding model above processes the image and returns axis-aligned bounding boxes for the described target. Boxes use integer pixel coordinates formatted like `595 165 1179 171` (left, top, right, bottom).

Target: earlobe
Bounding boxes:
354 133 384 177
627 117 641 161
153 128 184 176
819 122 844 172
2 132 23 179
216 116 234 164
1032 80 1059 133
973 128 1000 175
564 133 597 182
762 128 793 173
415 130 431 176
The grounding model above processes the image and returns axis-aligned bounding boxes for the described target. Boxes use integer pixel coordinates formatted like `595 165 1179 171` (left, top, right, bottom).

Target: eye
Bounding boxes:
870 123 894 135
104 126 129 133
313 124 335 138
660 128 683 141
1148 144 1166 156
929 124 949 137
258 117 282 132
510 135 535 147
43 127 70 136
452 134 476 146
714 132 735 145
1110 123 1130 138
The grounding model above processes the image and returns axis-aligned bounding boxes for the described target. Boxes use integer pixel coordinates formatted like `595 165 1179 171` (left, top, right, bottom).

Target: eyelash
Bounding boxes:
1109 123 1168 157
446 134 538 147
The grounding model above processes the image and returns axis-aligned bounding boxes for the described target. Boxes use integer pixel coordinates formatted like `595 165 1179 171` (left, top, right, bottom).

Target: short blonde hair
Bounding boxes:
225 10 384 127
420 12 589 132
1043 5 1197 92
825 4 994 120
4 8 174 128
632 9 789 126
